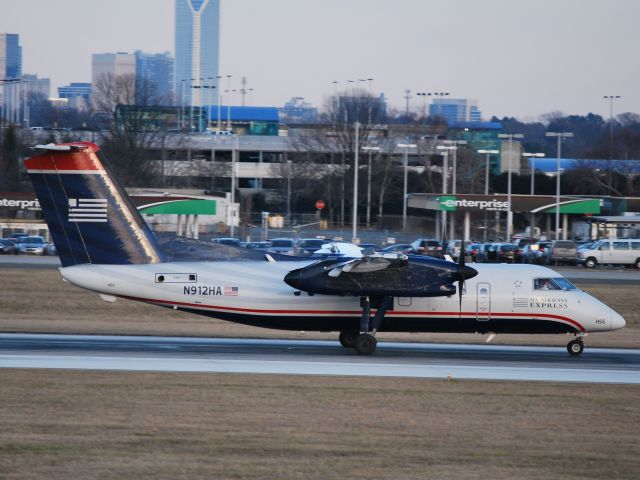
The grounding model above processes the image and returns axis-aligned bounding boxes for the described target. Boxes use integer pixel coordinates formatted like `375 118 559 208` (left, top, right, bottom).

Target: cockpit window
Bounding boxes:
534 278 557 290
552 277 577 290
534 278 576 291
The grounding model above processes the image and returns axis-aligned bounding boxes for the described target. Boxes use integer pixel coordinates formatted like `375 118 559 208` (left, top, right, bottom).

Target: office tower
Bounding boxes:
22 74 51 98
175 0 220 106
0 33 22 122
58 82 92 110
135 51 174 103
429 98 482 125
91 52 136 109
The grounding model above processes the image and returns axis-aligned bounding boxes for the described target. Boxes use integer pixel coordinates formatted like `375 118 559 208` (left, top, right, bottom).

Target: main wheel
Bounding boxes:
339 331 357 348
355 333 377 355
567 339 585 356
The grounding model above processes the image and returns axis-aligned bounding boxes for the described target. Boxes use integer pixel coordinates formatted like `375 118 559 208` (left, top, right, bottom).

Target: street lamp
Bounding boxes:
477 149 499 242
397 143 417 231
522 152 545 195
498 133 524 240
545 131 573 240
437 141 466 238
352 122 361 242
477 149 499 195
362 145 381 227
603 95 621 161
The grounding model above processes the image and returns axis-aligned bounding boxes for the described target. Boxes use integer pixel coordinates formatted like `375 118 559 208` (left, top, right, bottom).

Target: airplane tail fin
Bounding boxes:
25 142 164 267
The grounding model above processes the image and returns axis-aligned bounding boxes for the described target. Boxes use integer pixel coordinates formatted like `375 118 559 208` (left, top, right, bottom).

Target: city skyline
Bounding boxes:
1 0 638 120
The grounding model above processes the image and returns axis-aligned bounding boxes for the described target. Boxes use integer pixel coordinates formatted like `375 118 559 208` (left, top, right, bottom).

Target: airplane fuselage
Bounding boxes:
60 261 625 336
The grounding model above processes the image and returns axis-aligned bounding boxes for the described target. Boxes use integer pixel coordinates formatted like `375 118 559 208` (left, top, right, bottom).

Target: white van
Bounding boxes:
577 239 640 269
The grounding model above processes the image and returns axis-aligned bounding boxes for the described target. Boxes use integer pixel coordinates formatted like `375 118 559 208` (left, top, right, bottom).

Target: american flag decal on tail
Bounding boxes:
224 286 239 296
68 198 108 223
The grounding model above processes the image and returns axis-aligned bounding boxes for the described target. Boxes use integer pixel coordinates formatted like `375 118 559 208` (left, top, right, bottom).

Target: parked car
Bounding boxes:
410 239 444 259
514 237 537 263
0 238 18 254
577 238 640 269
494 243 517 263
268 238 296 255
531 241 552 264
446 240 463 260
211 237 241 247
476 242 498 263
357 243 381 253
548 240 578 265
243 241 271 251
45 242 57 256
465 242 483 262
382 244 412 255
296 238 330 255
15 236 47 255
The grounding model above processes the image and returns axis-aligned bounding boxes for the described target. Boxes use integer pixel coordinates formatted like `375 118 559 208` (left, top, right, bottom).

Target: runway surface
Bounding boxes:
1 334 639 384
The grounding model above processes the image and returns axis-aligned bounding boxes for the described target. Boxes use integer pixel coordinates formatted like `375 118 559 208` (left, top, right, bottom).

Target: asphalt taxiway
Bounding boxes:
1 334 639 384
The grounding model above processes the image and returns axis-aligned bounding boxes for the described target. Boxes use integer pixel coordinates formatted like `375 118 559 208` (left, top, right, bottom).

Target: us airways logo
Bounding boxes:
68 198 108 223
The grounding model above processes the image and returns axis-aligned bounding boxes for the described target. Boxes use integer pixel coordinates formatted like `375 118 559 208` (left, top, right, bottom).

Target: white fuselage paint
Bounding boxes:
59 262 625 334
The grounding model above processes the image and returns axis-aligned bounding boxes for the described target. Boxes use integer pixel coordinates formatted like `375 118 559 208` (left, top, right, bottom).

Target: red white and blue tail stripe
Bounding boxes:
25 142 163 267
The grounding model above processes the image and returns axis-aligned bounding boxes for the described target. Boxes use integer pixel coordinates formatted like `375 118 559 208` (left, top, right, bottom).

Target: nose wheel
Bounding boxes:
567 339 585 356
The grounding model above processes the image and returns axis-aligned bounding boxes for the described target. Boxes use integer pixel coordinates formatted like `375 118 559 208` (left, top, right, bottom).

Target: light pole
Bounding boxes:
362 146 380 227
603 95 621 161
498 133 524 240
286 160 292 226
477 149 499 242
477 149 499 195
522 152 545 195
437 141 466 238
351 122 361 242
397 143 417 231
545 131 573 240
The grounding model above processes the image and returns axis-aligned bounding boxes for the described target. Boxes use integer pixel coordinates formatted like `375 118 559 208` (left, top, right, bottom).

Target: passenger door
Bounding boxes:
611 240 630 265
476 282 491 321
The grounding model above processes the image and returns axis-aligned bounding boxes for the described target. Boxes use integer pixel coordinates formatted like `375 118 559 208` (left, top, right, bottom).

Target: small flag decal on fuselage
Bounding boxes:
68 198 108 223
224 286 239 296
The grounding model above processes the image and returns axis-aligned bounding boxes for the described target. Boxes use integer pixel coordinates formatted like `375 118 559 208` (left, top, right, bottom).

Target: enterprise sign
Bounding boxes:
439 196 509 212
0 198 41 210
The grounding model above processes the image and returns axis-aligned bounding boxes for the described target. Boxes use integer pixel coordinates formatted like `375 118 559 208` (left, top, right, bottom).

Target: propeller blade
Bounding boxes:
328 267 343 277
458 240 467 317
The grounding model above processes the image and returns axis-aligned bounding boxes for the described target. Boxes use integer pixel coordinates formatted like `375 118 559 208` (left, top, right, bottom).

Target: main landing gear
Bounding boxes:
339 296 393 355
567 337 585 356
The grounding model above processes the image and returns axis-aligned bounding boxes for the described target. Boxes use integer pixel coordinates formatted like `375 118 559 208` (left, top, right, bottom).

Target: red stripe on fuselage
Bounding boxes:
119 294 587 332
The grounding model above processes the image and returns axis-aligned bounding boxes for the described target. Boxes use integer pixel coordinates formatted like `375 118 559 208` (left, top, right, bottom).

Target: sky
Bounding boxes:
1 0 638 121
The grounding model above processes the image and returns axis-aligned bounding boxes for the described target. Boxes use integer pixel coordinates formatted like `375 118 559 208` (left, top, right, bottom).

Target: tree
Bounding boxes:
93 73 169 186
0 125 21 190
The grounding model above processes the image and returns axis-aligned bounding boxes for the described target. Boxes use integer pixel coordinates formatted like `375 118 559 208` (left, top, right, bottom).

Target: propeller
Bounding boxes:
455 240 478 316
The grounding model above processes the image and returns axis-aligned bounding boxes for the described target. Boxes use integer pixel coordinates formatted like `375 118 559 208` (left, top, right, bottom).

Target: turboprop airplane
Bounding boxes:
25 142 626 356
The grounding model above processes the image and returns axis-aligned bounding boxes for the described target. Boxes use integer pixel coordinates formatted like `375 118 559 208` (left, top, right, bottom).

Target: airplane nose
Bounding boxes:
284 269 303 290
610 308 626 331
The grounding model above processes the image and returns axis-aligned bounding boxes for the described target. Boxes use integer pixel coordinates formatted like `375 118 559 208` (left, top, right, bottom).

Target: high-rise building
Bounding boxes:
135 51 174 104
91 52 136 109
429 98 482 125
22 74 51 98
0 33 22 121
58 82 92 110
175 0 220 107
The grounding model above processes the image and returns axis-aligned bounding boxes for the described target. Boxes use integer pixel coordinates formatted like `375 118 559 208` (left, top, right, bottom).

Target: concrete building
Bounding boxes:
175 0 220 106
135 50 174 104
430 98 481 125
91 52 136 109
